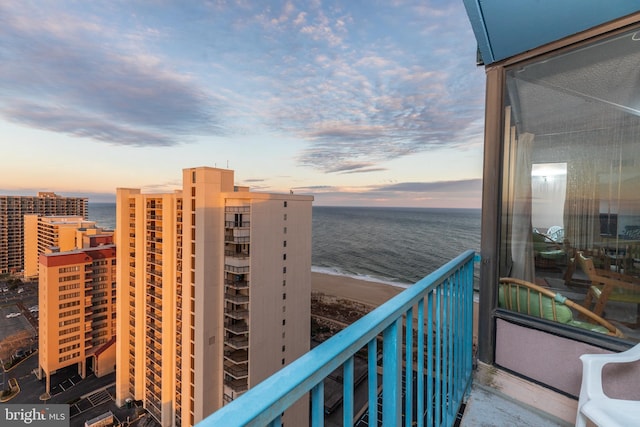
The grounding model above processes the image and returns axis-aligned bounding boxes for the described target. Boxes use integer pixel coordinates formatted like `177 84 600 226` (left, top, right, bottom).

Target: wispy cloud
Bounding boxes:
246 1 485 173
0 0 484 177
0 1 225 147
375 179 482 193
295 178 482 208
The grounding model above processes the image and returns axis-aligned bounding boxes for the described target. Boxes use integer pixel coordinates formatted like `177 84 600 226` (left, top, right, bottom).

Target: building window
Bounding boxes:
283 240 287 247
283 267 286 274
284 201 287 208
283 213 287 220
283 254 286 260
498 25 640 342
282 293 286 300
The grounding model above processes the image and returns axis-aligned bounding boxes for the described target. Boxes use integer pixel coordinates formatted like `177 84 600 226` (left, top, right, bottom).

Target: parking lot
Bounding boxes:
0 283 38 363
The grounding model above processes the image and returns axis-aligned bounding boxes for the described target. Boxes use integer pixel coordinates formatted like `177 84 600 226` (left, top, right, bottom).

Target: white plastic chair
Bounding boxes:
576 343 640 427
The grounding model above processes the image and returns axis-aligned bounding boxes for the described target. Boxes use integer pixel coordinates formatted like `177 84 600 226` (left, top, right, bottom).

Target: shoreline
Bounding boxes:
311 271 403 307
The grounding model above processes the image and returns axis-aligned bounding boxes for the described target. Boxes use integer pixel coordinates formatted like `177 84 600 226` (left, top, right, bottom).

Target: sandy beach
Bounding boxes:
311 271 403 307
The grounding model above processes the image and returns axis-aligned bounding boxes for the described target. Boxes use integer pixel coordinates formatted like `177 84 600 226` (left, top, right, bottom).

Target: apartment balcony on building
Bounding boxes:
224 292 249 304
225 335 249 350
224 378 249 402
224 263 250 274
224 361 249 379
224 349 249 365
225 274 249 289
225 320 249 334
225 304 249 320
225 228 251 244
224 246 250 259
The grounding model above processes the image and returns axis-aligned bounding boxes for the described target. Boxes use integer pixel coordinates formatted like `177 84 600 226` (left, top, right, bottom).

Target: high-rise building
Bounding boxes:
38 244 117 395
24 215 113 278
115 167 313 427
0 192 87 274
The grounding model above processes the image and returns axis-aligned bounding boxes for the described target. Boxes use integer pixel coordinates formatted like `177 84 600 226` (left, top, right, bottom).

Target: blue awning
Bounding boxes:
463 0 640 65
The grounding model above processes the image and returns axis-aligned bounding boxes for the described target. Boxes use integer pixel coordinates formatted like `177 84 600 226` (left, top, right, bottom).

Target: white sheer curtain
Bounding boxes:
510 132 535 282
564 159 600 251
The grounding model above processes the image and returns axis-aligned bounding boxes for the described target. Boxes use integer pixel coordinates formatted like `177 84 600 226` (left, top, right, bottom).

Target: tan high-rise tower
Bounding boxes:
38 244 117 395
115 167 312 427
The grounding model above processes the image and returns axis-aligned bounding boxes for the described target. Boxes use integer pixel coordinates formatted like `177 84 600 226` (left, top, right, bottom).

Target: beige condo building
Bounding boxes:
0 192 87 275
24 215 113 278
115 167 313 427
38 244 117 395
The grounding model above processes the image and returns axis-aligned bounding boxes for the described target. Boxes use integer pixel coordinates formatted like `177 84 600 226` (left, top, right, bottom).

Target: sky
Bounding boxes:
0 0 485 208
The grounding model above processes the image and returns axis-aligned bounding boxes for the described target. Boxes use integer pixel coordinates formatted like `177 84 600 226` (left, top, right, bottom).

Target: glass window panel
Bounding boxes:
500 26 640 342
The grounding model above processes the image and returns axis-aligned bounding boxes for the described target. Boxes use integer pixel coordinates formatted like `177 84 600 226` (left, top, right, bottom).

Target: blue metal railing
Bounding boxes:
199 250 477 427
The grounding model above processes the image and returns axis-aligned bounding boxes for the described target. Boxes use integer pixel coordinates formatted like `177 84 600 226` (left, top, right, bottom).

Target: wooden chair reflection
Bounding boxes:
577 252 640 328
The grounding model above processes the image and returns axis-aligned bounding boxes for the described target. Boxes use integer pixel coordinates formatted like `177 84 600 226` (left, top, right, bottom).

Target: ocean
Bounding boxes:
88 203 481 287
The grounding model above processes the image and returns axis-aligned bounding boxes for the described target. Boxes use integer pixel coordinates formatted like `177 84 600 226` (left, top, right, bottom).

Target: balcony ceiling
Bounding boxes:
463 0 639 65
510 27 640 141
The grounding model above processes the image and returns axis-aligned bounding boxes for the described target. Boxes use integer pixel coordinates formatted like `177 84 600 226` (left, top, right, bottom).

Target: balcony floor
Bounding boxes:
461 383 571 427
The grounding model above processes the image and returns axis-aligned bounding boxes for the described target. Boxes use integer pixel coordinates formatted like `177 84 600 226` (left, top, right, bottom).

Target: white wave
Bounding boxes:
311 266 412 289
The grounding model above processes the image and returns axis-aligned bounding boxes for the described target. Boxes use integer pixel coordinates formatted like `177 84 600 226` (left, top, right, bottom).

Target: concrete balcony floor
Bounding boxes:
461 384 570 427
460 364 573 427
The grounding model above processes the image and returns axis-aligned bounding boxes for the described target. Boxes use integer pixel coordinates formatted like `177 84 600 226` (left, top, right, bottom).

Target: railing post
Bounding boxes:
368 339 378 427
343 356 354 426
382 317 402 427
405 307 413 427
417 298 425 427
311 382 324 427
427 291 434 427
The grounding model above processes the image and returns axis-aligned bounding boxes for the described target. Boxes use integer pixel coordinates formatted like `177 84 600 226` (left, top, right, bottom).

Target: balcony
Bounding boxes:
225 279 249 289
199 250 476 427
225 206 250 214
225 229 250 244
224 377 249 393
225 308 249 320
224 349 249 364
224 250 250 259
224 361 249 379
225 293 249 304
224 264 249 274
225 321 249 334
225 335 249 350
225 221 250 228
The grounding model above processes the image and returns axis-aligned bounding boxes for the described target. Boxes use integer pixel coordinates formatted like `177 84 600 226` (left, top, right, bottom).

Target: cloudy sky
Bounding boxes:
0 0 485 207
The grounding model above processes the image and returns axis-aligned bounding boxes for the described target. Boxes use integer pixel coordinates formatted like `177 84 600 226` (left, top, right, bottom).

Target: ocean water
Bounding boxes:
312 206 480 286
88 203 481 287
88 203 117 230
